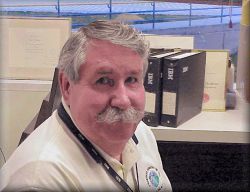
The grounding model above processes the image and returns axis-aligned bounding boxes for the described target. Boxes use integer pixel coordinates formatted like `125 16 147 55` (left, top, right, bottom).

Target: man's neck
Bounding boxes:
90 138 126 162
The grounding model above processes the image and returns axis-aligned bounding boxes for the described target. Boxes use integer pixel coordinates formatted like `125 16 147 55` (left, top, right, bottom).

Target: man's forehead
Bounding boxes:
82 39 144 76
84 56 142 70
94 65 143 75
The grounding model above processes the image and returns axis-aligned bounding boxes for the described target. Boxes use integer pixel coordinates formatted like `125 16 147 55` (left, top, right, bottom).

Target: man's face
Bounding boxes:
63 39 145 145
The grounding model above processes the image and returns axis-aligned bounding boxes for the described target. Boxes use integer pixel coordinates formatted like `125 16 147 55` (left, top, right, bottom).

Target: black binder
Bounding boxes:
143 50 182 126
161 51 206 127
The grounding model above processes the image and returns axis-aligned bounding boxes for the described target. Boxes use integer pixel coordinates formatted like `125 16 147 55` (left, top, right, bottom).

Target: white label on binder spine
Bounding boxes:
145 92 156 113
162 92 176 115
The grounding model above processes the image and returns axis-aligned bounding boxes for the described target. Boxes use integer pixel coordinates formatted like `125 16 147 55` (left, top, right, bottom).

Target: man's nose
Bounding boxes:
110 83 131 110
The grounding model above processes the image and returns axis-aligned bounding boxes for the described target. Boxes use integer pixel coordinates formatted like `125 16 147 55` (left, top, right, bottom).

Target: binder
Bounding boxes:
143 50 181 126
161 51 206 127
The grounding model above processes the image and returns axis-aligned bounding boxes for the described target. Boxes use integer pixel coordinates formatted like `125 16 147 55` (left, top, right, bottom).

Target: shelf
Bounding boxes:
151 95 249 143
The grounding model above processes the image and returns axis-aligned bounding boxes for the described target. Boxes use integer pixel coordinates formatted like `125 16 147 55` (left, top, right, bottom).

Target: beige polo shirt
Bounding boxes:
0 104 172 191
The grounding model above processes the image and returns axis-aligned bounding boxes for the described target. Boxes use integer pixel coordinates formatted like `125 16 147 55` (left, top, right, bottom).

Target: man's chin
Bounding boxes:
94 121 139 142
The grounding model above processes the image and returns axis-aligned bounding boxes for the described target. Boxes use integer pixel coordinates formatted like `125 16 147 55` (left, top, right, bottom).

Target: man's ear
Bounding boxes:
59 71 71 105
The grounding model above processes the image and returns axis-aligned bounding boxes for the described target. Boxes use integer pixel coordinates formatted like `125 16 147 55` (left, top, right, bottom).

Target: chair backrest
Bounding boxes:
18 68 62 145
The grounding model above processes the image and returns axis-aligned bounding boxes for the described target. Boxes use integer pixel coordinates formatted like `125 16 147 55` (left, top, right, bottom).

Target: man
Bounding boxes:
0 20 172 191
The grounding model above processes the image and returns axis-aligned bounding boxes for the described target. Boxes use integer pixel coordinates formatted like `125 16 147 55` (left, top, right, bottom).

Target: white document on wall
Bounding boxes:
0 17 71 80
198 50 229 111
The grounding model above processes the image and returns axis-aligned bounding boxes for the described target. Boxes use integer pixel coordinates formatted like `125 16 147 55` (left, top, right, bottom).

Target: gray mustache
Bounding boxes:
97 107 144 124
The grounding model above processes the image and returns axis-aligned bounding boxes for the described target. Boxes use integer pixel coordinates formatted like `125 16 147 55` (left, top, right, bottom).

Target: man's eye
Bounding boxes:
96 77 109 84
126 77 137 84
96 77 114 86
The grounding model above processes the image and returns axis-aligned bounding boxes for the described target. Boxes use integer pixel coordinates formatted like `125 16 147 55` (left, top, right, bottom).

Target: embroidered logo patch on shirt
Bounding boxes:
145 166 162 191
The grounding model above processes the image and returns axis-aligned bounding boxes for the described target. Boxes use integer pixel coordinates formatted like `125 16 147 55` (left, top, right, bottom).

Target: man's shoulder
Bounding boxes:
0 110 82 191
135 121 156 141
135 121 159 153
0 160 79 191
1 111 72 176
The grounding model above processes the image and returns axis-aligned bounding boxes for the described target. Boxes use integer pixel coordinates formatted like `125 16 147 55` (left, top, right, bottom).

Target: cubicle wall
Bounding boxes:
0 17 71 167
0 80 51 167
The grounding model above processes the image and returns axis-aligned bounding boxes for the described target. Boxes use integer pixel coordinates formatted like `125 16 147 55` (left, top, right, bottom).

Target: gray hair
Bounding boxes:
57 20 149 82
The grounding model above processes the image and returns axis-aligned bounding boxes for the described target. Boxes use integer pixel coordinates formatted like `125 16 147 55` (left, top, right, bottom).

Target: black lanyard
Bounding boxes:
57 103 138 192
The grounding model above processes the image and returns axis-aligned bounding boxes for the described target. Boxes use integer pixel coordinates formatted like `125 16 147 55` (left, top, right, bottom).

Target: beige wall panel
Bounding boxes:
0 80 51 167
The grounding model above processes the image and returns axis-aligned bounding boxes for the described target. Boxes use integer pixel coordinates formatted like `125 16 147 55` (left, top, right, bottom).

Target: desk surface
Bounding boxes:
151 95 249 143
